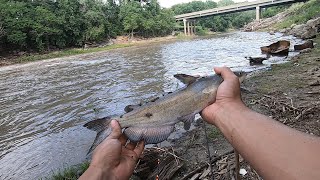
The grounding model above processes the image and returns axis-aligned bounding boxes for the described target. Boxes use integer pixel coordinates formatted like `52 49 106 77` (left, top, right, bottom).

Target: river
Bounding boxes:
0 32 302 179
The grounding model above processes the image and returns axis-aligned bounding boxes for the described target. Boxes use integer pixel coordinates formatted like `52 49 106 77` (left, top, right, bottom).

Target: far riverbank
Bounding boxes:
0 35 182 67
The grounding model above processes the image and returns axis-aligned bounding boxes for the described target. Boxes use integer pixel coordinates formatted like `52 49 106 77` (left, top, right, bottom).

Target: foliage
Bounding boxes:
0 0 175 54
119 0 175 38
51 162 90 180
195 26 208 36
274 0 320 29
262 5 289 18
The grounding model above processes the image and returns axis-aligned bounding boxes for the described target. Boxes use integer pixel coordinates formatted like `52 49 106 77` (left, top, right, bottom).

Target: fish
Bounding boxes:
84 72 246 153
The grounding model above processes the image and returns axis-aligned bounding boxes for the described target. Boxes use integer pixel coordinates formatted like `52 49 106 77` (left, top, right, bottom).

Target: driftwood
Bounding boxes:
294 40 314 51
181 149 235 180
245 56 267 65
134 147 183 180
260 40 290 55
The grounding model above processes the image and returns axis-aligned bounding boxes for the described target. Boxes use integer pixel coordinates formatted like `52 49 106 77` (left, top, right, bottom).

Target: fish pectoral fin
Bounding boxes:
124 126 174 144
84 117 112 132
179 114 195 130
173 74 200 85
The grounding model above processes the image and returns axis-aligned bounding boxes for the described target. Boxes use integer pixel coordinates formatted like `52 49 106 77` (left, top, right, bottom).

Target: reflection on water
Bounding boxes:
0 32 302 179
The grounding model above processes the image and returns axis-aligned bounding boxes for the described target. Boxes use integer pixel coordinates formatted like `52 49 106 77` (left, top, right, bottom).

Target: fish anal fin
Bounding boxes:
179 114 195 130
124 126 174 144
174 74 199 85
84 117 111 132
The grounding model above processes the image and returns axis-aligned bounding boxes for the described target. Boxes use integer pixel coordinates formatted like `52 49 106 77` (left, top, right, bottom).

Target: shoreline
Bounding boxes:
0 35 181 67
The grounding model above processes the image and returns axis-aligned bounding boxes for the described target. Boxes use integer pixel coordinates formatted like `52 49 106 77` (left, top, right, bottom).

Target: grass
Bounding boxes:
274 0 320 29
15 43 132 63
176 32 193 39
49 162 90 180
208 126 222 139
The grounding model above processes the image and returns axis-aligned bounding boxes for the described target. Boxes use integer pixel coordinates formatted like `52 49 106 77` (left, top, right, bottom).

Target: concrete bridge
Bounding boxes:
175 0 305 35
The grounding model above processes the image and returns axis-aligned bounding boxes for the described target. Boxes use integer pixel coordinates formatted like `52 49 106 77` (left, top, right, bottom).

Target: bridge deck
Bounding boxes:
175 0 303 20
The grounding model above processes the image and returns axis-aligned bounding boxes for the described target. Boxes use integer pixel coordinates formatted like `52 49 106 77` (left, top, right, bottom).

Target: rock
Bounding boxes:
294 40 314 51
269 30 275 35
300 48 312 54
290 23 297 29
246 56 268 65
293 24 303 30
301 27 317 39
306 17 320 27
279 29 287 33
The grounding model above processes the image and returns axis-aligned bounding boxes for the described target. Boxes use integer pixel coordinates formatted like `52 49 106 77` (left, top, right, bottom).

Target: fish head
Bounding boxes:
233 71 247 83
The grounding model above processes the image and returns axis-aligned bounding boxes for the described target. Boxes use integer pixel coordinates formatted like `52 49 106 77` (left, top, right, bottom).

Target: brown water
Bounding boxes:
0 32 302 179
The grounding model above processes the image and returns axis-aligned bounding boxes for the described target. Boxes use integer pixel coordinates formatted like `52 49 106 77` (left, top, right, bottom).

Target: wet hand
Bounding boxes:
80 120 144 180
201 67 245 124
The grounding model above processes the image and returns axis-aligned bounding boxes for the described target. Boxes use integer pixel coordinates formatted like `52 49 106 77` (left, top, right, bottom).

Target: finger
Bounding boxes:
134 141 145 157
214 67 237 80
119 134 128 146
108 120 122 140
126 141 137 150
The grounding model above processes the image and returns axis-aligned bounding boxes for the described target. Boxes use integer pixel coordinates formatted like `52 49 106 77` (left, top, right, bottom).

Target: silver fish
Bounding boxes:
84 72 246 153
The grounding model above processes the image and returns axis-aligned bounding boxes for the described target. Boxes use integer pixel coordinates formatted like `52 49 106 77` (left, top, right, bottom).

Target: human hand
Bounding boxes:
80 120 144 180
201 67 245 125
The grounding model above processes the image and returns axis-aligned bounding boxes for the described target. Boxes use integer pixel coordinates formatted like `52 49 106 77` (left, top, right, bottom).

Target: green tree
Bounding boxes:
120 1 142 38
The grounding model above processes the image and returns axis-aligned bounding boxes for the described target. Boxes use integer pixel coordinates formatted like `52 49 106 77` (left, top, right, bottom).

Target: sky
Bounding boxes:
158 0 254 8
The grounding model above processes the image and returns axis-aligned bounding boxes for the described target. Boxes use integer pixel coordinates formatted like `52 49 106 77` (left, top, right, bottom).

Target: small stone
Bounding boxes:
290 23 297 29
279 29 286 33
269 30 275 35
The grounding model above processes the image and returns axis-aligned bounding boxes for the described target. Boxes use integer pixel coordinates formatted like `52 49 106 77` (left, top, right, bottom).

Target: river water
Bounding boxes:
0 32 302 179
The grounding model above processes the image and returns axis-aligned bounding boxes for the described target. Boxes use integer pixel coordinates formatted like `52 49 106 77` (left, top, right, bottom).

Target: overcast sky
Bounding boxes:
158 0 255 8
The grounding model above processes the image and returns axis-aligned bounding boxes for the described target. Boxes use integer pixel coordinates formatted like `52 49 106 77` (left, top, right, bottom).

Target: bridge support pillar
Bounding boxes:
256 6 261 21
187 20 190 36
183 19 187 36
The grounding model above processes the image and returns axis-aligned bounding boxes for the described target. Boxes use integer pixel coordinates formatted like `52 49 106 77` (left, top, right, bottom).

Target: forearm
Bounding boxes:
212 102 320 179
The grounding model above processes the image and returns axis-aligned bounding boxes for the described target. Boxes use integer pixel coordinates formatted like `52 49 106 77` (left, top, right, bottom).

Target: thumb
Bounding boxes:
108 120 122 139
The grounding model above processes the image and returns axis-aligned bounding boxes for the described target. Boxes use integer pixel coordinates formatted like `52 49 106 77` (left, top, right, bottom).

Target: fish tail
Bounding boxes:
84 116 112 155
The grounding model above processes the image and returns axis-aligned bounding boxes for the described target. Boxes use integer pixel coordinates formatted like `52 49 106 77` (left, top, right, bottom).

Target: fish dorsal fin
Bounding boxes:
124 126 174 144
174 74 199 85
178 113 195 130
